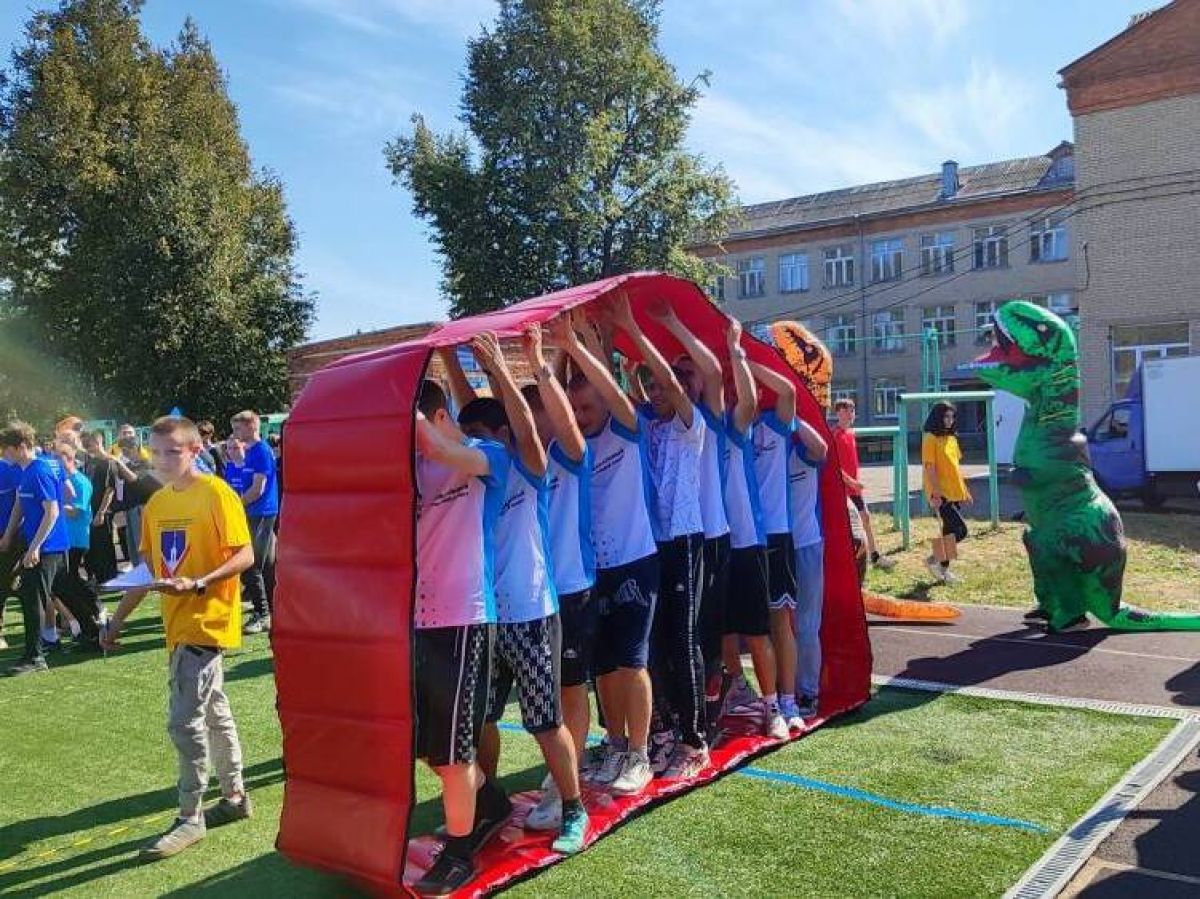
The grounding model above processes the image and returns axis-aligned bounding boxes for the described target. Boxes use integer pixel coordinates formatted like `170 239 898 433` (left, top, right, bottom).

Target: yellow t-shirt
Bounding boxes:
922 433 969 502
139 474 252 650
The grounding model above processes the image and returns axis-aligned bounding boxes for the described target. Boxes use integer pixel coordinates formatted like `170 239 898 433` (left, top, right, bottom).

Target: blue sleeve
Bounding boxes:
549 441 588 475
33 468 56 504
610 415 641 443
795 441 825 469
762 411 796 437
477 440 511 487
513 455 547 490
246 444 274 477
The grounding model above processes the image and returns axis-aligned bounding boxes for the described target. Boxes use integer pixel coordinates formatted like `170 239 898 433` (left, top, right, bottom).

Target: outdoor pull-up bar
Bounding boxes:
895 390 999 549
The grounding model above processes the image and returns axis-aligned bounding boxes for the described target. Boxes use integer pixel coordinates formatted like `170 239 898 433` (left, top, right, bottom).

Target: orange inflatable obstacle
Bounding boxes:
863 589 961 622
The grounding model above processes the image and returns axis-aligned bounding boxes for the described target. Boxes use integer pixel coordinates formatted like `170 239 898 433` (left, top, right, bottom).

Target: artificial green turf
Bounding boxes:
0 598 1174 898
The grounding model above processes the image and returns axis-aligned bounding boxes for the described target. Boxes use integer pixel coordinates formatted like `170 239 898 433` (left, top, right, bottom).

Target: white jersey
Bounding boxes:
753 412 794 536
697 405 730 540
415 437 510 628
722 415 765 550
546 441 595 595
586 415 657 569
495 457 558 623
642 404 706 542
788 439 824 549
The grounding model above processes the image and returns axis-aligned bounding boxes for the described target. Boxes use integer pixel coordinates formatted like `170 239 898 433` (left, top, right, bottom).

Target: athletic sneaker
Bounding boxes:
796 695 818 719
661 744 709 781
591 745 627 788
468 782 513 853
579 741 609 783
413 848 475 896
6 658 48 677
723 676 757 715
1023 607 1049 623
1050 616 1089 634
525 776 561 832
648 729 678 776
242 613 270 635
872 553 897 571
778 696 804 732
765 707 789 740
139 817 206 860
204 794 253 828
924 556 945 582
941 568 961 585
610 750 652 796
551 802 589 855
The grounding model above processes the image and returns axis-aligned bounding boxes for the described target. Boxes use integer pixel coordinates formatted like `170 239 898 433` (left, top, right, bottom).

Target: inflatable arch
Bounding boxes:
273 271 873 896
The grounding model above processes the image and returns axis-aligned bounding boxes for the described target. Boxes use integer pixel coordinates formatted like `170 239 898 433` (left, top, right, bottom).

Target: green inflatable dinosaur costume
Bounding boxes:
974 301 1200 633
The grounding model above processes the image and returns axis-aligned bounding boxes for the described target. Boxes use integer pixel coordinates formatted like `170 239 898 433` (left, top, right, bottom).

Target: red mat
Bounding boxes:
398 715 853 898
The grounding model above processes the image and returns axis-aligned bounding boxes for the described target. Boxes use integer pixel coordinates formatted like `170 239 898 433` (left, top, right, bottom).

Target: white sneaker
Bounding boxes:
591 745 627 787
661 744 710 780
942 568 961 585
610 750 652 796
925 556 946 582
723 676 757 715
579 741 608 783
648 729 677 776
525 776 562 831
765 711 789 740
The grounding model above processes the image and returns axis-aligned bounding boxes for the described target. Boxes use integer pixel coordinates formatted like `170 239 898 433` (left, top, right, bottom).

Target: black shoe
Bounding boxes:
412 849 475 896
7 658 49 677
1048 615 1089 634
468 782 512 854
1023 608 1050 623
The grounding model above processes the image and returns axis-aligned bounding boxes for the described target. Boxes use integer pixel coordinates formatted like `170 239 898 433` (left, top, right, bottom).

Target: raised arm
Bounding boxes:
622 357 649 406
472 331 546 477
726 318 758 434
550 312 638 432
610 291 692 426
415 412 491 477
437 346 478 410
652 302 724 417
524 324 586 463
795 418 828 463
748 359 797 426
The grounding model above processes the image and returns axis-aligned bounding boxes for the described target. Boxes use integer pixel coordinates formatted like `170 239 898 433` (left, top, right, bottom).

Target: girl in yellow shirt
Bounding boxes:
922 401 972 585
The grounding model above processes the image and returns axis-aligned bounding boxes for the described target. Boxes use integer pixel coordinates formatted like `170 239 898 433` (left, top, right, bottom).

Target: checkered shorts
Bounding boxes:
485 614 563 733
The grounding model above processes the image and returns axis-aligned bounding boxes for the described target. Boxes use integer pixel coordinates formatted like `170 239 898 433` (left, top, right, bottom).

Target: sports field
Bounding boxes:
0 597 1175 898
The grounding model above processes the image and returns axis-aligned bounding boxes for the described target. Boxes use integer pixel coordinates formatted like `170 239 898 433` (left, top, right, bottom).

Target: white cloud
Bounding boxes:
285 0 494 38
272 63 420 138
829 0 970 50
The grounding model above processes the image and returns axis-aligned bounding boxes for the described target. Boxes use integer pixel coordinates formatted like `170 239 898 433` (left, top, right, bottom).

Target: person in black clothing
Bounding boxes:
196 420 224 478
81 431 119 584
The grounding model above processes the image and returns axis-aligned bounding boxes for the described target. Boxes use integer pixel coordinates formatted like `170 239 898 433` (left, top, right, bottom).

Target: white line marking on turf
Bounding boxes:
877 627 1200 665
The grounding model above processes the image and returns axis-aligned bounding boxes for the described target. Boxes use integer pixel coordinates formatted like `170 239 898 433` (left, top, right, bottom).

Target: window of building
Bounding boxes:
824 245 855 288
872 309 905 352
1030 216 1068 262
832 382 858 408
922 304 957 346
778 253 809 293
737 257 765 298
974 300 1001 344
873 378 905 419
826 313 857 356
709 274 725 303
1111 322 1191 398
870 238 903 283
973 225 1009 269
919 231 955 276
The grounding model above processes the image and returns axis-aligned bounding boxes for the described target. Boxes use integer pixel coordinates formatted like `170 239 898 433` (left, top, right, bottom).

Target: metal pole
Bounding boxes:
897 399 910 549
985 395 999 531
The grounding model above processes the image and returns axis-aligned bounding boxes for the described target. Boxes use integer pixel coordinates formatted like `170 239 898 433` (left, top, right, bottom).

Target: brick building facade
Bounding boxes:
1059 0 1200 422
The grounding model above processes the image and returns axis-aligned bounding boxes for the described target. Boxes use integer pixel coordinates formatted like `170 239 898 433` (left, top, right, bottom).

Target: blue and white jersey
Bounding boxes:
0 459 19 530
415 436 510 629
753 411 795 536
722 415 765 550
697 405 730 540
495 457 558 623
546 441 595 596
788 438 824 549
642 404 706 542
586 415 657 569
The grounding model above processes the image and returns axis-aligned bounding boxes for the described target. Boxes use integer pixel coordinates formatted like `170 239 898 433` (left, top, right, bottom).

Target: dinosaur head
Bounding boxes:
770 320 833 410
973 300 1077 401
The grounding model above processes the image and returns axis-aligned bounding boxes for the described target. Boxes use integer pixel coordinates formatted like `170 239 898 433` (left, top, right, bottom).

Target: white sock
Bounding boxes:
41 627 58 643
68 619 81 638
763 692 779 711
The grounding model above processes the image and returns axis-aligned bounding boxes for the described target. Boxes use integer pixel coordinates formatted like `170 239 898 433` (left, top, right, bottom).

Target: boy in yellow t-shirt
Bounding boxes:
921 401 973 584
102 416 255 861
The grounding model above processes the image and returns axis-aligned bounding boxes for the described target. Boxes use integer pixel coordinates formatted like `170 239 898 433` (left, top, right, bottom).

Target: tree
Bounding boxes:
0 0 312 424
385 0 736 318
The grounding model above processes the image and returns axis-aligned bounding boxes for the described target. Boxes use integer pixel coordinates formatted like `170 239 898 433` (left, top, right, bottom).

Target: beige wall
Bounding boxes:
715 208 1077 423
1072 92 1200 422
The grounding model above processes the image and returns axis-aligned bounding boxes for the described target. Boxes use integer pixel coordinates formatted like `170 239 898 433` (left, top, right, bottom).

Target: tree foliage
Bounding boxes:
0 0 312 425
385 0 736 318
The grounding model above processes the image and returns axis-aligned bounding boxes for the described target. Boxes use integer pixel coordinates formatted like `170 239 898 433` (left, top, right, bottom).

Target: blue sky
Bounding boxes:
0 0 1149 340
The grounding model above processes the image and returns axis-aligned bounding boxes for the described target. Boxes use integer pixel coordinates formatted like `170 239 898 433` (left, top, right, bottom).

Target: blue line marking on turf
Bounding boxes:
497 722 1048 834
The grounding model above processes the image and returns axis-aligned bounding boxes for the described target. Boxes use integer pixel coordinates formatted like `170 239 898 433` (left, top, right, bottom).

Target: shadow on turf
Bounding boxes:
0 760 285 896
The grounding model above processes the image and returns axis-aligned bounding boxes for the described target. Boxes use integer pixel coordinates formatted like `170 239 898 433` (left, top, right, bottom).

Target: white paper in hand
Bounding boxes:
102 563 163 590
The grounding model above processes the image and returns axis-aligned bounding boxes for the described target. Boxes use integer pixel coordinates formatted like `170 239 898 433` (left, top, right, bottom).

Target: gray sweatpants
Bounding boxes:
792 542 825 701
168 645 244 819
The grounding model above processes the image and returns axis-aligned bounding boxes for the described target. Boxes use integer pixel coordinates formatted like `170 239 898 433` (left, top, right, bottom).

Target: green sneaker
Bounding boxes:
204 794 253 828
551 802 588 854
139 818 206 861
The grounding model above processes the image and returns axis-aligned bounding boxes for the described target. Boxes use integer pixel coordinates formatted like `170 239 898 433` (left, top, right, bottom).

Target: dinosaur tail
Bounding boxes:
1100 605 1200 632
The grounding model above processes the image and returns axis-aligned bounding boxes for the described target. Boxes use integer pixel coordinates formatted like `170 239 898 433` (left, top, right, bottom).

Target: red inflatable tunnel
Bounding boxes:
274 271 872 896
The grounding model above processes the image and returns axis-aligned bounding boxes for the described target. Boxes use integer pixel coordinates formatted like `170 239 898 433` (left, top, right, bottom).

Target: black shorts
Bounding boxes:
593 553 659 676
766 532 796 611
724 545 771 637
559 589 598 688
486 615 564 733
415 624 492 767
849 494 867 513
938 502 969 542
699 535 731 668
